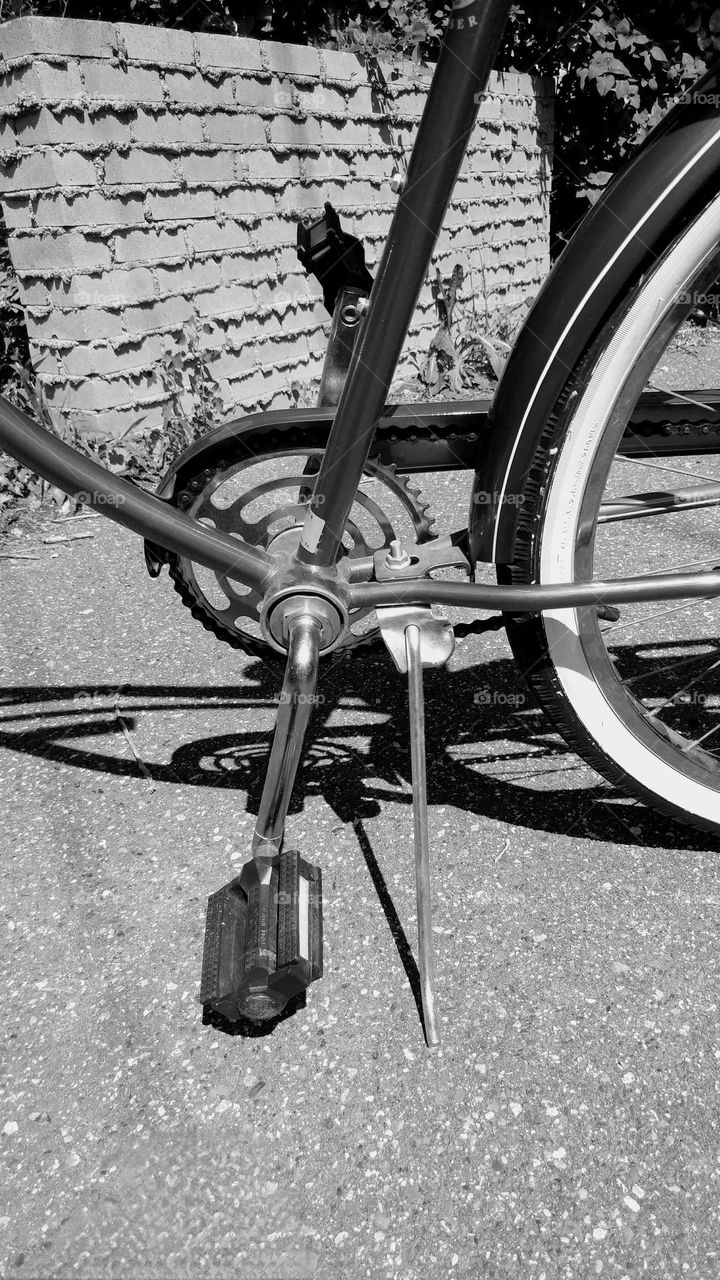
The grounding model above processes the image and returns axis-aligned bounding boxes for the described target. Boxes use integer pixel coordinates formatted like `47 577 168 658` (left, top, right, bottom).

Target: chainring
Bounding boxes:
166 427 435 667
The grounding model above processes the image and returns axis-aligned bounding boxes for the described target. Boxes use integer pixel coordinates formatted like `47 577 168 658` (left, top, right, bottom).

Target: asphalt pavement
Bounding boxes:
1 475 719 1279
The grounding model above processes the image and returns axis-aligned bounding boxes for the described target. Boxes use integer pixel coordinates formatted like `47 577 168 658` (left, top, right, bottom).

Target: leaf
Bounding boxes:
392 379 421 398
473 334 510 381
421 352 438 389
430 329 456 361
595 74 616 96
47 485 66 508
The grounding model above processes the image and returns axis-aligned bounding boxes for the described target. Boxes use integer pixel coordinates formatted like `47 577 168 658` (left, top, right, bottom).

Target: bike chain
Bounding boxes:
166 393 720 667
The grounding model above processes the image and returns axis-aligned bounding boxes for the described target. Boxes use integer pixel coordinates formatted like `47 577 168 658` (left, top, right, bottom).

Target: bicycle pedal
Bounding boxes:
200 849 322 1023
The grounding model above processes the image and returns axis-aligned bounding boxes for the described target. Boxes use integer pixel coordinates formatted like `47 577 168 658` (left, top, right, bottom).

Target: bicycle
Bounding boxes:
2 0 720 1039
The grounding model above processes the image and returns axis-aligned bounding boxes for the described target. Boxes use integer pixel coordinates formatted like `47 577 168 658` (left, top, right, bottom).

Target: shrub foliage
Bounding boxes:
4 2 720 241
2 1 720 515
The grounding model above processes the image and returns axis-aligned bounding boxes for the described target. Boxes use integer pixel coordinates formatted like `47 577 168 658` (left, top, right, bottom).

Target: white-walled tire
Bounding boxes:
504 195 720 833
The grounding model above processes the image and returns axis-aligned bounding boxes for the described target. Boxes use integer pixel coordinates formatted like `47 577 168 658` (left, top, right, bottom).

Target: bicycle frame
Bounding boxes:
4 0 720 1030
0 0 719 619
292 0 513 570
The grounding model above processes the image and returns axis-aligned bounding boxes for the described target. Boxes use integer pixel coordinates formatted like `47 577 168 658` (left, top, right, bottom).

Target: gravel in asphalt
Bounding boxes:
1 490 719 1279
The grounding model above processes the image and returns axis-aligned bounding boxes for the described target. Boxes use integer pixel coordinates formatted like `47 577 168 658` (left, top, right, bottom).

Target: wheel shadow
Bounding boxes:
1 644 717 852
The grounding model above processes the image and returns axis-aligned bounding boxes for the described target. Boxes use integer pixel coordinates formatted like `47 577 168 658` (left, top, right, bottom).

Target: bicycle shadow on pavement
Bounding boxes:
3 650 716 1040
0 646 717 853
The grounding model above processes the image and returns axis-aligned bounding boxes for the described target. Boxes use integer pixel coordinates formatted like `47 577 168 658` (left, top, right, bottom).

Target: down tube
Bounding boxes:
296 0 514 569
0 394 273 588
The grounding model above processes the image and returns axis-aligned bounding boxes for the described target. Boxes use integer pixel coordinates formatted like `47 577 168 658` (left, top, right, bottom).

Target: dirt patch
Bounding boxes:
0 508 102 558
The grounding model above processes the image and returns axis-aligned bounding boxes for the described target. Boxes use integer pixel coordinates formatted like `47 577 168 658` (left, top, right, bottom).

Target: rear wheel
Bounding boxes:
504 194 720 832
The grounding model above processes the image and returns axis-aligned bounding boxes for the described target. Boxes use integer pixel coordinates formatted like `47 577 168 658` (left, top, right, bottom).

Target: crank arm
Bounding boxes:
199 611 325 1024
253 612 322 855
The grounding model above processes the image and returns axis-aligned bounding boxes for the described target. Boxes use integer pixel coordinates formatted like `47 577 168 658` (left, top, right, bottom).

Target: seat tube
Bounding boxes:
296 0 514 569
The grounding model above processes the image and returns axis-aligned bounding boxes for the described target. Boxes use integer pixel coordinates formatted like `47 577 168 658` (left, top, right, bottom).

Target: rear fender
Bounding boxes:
469 67 720 566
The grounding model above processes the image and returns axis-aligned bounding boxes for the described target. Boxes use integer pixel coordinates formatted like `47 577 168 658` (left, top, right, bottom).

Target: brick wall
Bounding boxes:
0 17 553 441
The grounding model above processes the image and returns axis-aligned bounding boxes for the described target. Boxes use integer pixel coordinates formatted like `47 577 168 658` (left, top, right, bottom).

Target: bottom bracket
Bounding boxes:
261 590 349 656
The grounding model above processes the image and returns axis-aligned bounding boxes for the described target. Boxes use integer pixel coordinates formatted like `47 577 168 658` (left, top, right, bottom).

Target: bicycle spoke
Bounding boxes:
646 380 720 416
504 186 720 827
598 360 720 762
613 456 720 485
644 654 720 718
600 597 719 635
621 645 720 690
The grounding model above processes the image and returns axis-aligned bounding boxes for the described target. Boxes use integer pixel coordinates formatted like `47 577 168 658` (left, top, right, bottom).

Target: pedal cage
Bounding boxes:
200 849 323 1023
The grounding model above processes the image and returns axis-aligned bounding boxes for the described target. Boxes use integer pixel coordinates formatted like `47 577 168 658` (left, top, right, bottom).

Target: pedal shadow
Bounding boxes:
0 645 717 852
201 990 309 1040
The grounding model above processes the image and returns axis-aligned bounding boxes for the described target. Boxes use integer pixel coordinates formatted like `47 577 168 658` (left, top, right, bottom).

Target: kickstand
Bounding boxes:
405 624 440 1047
377 605 454 1047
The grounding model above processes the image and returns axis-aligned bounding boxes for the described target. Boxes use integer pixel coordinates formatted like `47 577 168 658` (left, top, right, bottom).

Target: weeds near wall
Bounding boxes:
0 212 63 526
395 262 523 398
0 228 30 395
0 367 79 526
69 321 227 486
0 319 227 528
154 320 226 465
